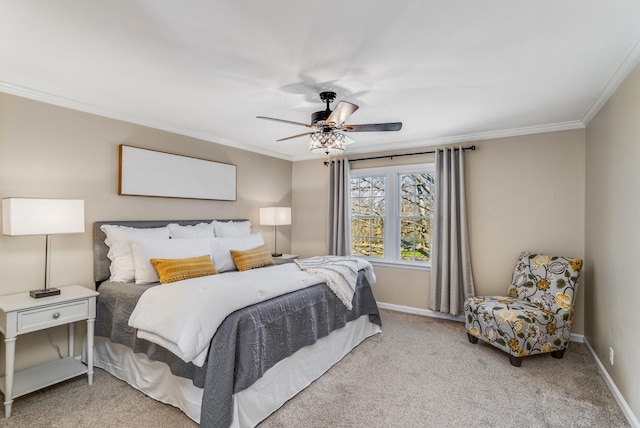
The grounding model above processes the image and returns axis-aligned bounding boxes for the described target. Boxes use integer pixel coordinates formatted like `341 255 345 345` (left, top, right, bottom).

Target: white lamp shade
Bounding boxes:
2 198 85 236
259 207 291 226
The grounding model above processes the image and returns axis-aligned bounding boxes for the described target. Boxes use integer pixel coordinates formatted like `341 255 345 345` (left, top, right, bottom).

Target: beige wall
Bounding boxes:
585 63 640 421
0 92 292 372
7 77 639 421
293 130 586 333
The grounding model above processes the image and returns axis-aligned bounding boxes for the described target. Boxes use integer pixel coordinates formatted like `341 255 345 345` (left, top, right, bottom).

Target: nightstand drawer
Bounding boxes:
17 300 89 334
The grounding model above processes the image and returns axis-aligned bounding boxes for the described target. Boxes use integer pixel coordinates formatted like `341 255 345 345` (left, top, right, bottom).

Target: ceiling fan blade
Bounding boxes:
326 101 359 126
342 122 403 132
256 116 312 128
276 131 316 142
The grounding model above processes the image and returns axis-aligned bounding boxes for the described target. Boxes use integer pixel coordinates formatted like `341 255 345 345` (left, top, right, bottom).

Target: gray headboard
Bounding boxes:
93 219 248 285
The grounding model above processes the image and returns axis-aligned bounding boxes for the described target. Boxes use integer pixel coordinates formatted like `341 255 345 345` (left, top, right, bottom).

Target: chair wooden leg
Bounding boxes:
467 333 479 344
509 354 523 367
551 349 566 359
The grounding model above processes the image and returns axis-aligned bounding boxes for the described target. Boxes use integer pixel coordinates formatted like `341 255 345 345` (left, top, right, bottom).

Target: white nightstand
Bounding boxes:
273 254 299 265
0 285 99 418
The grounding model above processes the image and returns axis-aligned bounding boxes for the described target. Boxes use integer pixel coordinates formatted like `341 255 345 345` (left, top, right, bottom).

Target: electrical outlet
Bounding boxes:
609 347 614 365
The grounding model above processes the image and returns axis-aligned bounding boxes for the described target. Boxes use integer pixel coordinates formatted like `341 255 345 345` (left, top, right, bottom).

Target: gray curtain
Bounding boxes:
328 159 351 256
429 147 475 315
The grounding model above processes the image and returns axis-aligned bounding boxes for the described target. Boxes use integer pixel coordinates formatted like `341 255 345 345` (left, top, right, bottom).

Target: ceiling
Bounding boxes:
2 1 640 161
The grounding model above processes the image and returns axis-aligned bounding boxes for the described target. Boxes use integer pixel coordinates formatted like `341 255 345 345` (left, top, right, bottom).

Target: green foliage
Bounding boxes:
351 172 434 261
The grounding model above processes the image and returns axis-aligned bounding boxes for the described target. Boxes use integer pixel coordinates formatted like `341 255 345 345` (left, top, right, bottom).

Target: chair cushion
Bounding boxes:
507 253 582 313
465 295 574 357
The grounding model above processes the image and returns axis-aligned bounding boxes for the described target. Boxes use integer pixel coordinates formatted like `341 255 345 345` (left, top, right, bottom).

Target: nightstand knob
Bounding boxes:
52 312 60 319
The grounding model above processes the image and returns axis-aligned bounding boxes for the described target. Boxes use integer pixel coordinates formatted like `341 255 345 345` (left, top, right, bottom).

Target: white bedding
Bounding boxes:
129 263 319 366
129 259 375 367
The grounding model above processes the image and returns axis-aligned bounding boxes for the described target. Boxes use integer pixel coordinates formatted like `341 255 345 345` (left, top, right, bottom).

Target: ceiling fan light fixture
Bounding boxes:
257 91 402 152
309 132 346 155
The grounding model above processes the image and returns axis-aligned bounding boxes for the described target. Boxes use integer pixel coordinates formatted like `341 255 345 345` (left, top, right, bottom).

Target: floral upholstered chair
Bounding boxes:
464 252 583 367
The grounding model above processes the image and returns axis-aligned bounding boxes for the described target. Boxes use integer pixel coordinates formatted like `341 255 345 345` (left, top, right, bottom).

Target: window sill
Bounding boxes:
363 258 431 271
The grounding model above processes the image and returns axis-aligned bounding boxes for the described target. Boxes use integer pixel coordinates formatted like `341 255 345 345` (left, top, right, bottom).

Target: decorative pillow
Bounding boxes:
230 245 274 271
213 220 251 237
211 232 264 272
150 255 218 284
100 225 171 282
167 222 215 239
131 238 214 284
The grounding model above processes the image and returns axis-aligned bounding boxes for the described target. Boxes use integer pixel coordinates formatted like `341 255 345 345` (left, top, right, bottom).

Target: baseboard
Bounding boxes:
584 338 640 428
569 332 584 343
378 302 585 343
377 302 464 322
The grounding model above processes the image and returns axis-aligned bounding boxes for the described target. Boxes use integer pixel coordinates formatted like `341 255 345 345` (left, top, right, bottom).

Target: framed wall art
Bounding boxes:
119 145 237 201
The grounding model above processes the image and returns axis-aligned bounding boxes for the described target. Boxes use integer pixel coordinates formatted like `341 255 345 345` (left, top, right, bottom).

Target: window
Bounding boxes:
351 175 385 258
350 164 435 266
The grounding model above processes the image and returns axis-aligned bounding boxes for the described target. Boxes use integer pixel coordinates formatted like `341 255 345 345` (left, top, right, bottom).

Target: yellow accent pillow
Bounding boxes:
150 255 218 284
230 245 274 271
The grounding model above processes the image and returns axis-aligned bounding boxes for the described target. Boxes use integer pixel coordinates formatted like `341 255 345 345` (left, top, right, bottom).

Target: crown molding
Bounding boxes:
0 81 294 162
0 80 586 163
291 120 585 162
581 35 640 125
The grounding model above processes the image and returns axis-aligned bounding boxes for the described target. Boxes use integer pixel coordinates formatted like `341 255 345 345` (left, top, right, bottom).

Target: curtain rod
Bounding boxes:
324 144 476 166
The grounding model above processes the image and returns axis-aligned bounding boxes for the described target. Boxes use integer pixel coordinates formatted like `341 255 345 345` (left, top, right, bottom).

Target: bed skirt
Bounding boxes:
87 314 381 427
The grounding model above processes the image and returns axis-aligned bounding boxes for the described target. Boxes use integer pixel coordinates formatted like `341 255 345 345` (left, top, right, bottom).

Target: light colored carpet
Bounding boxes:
0 310 629 427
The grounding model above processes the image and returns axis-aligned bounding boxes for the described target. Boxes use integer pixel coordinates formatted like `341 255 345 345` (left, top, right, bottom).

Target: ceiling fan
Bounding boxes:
257 91 402 154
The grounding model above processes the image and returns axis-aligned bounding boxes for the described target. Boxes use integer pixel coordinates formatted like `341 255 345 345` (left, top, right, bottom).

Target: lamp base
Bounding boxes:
30 288 61 299
272 253 283 257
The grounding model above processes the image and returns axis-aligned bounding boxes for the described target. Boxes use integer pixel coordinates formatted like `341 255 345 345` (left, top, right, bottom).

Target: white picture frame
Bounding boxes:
118 145 237 201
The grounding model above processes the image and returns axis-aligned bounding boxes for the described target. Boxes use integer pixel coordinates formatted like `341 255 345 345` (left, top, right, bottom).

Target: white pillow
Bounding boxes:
211 232 264 272
213 220 251 237
131 238 214 284
100 225 171 282
168 222 214 239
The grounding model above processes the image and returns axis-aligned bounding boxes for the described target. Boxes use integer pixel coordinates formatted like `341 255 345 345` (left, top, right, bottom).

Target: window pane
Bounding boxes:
351 175 385 258
400 195 416 216
371 238 384 258
362 218 372 235
400 218 416 240
371 218 384 238
398 172 434 263
400 175 415 195
372 177 385 193
373 196 385 216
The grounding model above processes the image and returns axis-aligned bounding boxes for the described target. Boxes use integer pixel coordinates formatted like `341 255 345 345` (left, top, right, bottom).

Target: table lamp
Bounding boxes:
259 207 291 257
2 198 85 298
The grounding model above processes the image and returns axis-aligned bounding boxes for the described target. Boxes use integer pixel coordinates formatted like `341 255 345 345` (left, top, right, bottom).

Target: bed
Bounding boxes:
87 219 382 428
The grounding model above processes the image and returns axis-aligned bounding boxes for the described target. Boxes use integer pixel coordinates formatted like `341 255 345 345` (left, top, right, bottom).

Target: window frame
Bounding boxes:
350 163 435 269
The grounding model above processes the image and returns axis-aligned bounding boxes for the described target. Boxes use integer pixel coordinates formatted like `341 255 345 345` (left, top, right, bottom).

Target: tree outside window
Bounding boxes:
351 175 385 258
399 173 434 262
350 164 434 265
